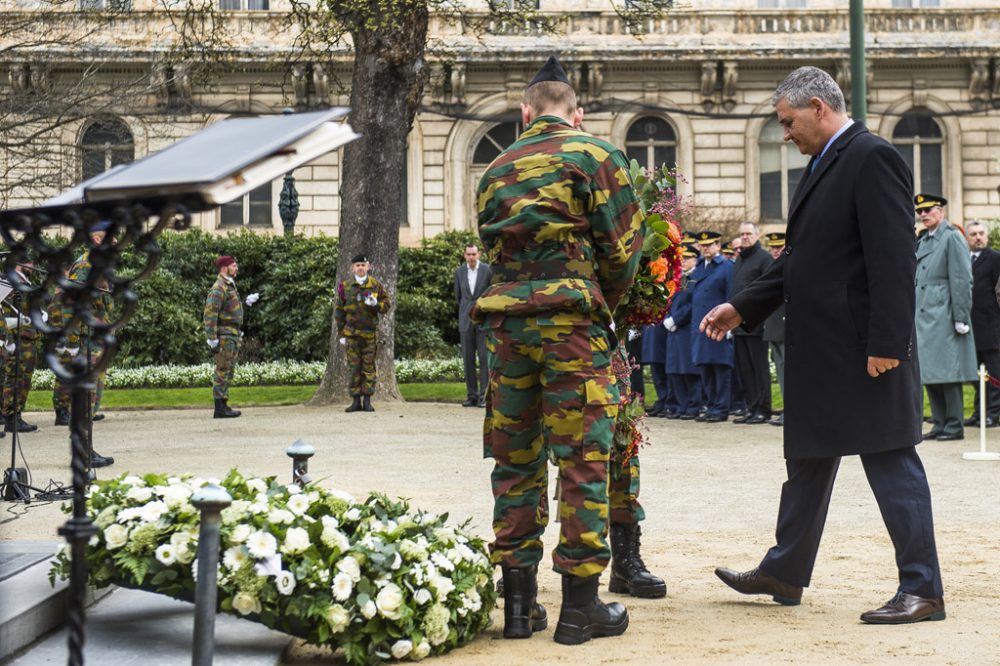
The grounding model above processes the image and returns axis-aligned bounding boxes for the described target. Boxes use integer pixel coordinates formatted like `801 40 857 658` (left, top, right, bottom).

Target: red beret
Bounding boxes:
216 255 236 269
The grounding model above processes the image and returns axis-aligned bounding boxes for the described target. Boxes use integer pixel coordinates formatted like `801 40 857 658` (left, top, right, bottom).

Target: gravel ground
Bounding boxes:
2 401 998 665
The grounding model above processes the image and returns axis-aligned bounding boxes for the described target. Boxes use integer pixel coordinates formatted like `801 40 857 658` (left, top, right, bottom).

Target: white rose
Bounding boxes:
155 544 177 566
375 583 404 620
344 507 361 522
229 524 252 544
321 515 339 529
246 531 278 559
337 555 361 582
139 501 169 523
412 640 431 660
282 527 310 555
390 640 412 659
325 604 350 633
232 592 260 616
286 493 310 516
170 531 192 547
286 483 302 495
276 570 296 596
331 571 354 601
175 543 195 565
246 478 268 493
125 486 153 503
360 599 377 619
104 524 129 550
429 573 454 600
413 588 432 606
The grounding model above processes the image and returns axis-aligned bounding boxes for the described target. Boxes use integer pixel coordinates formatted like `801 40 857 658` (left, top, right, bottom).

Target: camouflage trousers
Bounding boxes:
52 346 106 415
213 336 240 400
2 338 39 417
609 444 645 525
345 333 377 397
483 313 619 577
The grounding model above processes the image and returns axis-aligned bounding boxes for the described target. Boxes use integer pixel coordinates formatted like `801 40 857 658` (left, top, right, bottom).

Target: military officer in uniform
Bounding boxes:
662 243 702 419
204 255 254 419
473 56 642 644
335 253 390 413
914 194 977 441
964 221 1000 427
690 231 734 422
762 232 787 426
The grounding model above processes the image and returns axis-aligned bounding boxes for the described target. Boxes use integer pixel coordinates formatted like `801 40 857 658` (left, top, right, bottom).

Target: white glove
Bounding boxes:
627 328 640 342
245 292 260 306
66 347 79 358
364 294 378 307
725 330 733 340
207 339 219 350
608 320 616 332
4 342 14 354
662 317 676 332
338 337 347 346
955 322 970 335
41 311 49 323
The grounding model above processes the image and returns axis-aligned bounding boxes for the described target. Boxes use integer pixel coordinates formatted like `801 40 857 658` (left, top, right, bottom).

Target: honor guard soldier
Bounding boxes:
335 253 390 413
1 258 40 433
474 55 644 645
690 231 734 422
204 255 256 419
662 243 704 419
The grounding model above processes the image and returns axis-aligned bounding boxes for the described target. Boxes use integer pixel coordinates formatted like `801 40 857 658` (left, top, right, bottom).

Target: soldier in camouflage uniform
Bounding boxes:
1 259 40 433
473 56 642 645
50 221 115 467
203 255 249 419
334 253 390 413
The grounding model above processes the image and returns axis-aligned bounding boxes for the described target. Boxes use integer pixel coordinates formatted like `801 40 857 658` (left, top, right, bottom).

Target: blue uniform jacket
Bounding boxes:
690 255 734 367
666 282 697 375
640 323 667 364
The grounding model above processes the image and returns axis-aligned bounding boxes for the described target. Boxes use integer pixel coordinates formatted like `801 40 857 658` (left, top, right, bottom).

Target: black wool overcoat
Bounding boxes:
970 247 1000 352
731 123 922 459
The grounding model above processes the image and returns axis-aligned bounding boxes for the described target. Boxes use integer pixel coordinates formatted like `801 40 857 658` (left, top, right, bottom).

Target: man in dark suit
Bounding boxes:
965 221 1000 427
731 222 773 425
762 232 787 426
700 66 944 624
455 243 492 407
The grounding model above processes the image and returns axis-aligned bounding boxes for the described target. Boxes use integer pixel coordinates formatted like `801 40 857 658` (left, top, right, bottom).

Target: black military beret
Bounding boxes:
351 253 368 264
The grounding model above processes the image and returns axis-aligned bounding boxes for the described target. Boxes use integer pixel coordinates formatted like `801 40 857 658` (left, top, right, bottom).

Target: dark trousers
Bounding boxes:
647 362 670 411
460 326 488 400
925 382 964 436
759 447 943 599
626 335 644 399
699 363 731 418
669 372 701 416
735 334 772 417
970 349 1000 420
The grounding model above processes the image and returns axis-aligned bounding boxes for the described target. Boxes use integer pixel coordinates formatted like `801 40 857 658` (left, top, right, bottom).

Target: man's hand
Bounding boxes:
364 294 378 307
339 337 347 346
699 303 743 341
954 322 970 335
867 356 900 378
245 292 260 307
207 339 219 350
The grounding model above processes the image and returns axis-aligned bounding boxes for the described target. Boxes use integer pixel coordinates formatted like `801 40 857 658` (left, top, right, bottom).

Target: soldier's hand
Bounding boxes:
41 310 49 323
66 347 79 358
207 338 219 351
364 295 378 307
700 303 743 341
867 356 899 378
4 342 15 354
338 337 347 346
245 292 260 307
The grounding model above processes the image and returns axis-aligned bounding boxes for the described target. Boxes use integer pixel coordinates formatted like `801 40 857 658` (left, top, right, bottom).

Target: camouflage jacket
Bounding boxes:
60 251 113 347
1 272 39 342
335 275 390 337
472 115 643 325
204 275 243 340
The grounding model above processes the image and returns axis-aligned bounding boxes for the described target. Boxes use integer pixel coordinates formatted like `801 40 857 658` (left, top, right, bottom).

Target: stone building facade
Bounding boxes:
2 0 998 242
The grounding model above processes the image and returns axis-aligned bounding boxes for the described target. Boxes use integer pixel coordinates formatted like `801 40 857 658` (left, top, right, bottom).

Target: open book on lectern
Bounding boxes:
58 108 359 210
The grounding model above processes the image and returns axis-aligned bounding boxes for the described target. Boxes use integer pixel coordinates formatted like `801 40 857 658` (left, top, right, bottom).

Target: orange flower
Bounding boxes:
666 221 682 245
649 257 668 282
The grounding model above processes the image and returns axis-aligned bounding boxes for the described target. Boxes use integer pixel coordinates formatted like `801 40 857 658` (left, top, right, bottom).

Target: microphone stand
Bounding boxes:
1 298 46 502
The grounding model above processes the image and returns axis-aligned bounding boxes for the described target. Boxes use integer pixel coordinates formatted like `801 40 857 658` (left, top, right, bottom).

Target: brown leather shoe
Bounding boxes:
860 592 945 624
714 567 802 606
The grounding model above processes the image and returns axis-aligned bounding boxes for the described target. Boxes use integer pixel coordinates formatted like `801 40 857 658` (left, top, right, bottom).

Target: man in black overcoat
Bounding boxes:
731 222 773 424
700 66 944 624
964 221 1000 426
455 243 492 407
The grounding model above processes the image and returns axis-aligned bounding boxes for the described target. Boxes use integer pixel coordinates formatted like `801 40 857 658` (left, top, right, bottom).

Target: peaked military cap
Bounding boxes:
722 247 735 257
682 243 699 258
696 230 722 245
350 253 369 264
528 56 571 88
764 232 787 247
681 231 698 245
914 193 947 211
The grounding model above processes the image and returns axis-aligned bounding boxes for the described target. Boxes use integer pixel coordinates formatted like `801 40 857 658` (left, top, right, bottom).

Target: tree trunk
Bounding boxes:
310 5 429 406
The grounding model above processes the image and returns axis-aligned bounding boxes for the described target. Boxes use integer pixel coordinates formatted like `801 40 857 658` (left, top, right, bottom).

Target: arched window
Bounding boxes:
624 116 677 171
758 117 809 223
472 121 523 167
81 118 134 181
892 109 943 196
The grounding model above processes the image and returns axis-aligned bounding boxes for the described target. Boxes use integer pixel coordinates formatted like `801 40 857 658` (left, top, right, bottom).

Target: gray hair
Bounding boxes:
772 66 846 113
967 221 989 236
739 221 760 234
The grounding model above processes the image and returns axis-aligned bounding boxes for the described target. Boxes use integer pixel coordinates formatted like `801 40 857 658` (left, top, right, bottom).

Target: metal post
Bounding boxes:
191 483 232 666
285 438 315 485
849 0 867 123
964 364 1000 460
278 108 300 237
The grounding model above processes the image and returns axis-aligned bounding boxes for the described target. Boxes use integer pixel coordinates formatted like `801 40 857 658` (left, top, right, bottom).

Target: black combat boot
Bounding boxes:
214 398 240 419
500 565 547 639
553 574 628 645
362 395 375 412
54 409 70 426
223 400 241 418
345 396 362 413
90 451 115 468
608 523 667 598
4 416 37 433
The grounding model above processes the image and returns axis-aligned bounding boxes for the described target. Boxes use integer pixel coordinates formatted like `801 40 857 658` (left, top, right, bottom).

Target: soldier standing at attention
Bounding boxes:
472 56 643 645
335 253 390 413
1 258 40 433
204 255 256 419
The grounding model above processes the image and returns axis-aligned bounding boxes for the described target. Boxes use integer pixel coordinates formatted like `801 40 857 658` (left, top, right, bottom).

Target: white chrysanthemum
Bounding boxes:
390 640 412 659
155 544 177 566
275 570 296 596
246 531 278 559
455 543 477 563
321 526 350 552
158 483 193 508
375 583 404 620
139 501 169 524
432 528 456 546
229 524 252 544
103 524 128 550
286 483 301 495
122 475 145 487
246 478 268 493
429 573 454 600
125 486 153 503
267 509 294 525
249 501 269 515
413 588 432 606
325 604 350 633
223 546 249 571
412 640 431 660
431 552 455 572
286 493 310 516
337 555 361 582
282 527 310 555
465 588 482 612
232 592 261 616
221 500 251 525
331 571 353 601
343 507 361 522
321 514 339 529
116 507 142 523
360 599 377 619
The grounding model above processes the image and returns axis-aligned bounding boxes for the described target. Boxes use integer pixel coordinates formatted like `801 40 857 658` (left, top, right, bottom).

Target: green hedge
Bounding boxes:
91 228 480 366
